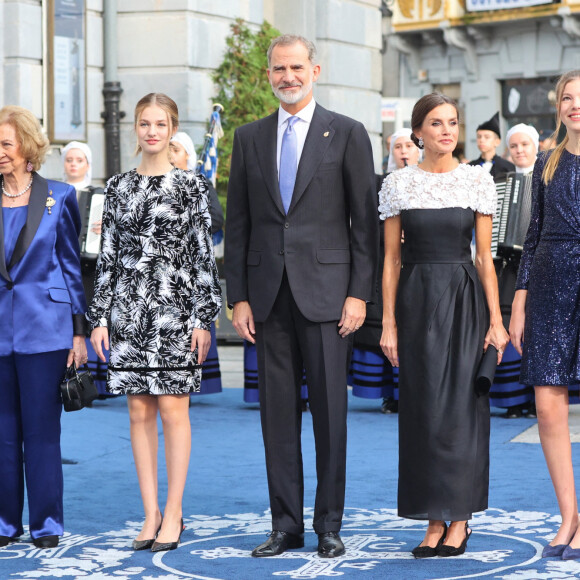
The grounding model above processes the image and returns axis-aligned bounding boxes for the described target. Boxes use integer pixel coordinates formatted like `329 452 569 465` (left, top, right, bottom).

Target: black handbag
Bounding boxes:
60 363 99 412
475 345 498 396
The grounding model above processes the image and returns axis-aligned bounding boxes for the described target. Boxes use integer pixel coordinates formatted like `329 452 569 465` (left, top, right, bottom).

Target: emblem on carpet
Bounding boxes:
2 507 578 579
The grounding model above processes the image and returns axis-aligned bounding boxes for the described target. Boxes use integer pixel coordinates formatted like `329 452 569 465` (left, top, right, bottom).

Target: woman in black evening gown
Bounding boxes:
380 93 509 558
510 70 580 560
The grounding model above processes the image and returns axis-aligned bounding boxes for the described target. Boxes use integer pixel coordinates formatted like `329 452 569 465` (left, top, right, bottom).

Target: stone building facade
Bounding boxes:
0 0 385 182
388 0 580 159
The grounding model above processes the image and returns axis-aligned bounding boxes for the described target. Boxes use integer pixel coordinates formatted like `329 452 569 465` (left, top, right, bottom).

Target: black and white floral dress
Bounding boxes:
86 169 222 395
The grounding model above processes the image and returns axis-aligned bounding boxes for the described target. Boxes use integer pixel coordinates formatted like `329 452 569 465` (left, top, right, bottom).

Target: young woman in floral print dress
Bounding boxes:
88 93 221 552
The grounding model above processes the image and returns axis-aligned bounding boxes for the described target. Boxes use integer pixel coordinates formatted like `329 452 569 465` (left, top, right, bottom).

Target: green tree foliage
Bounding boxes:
212 19 281 206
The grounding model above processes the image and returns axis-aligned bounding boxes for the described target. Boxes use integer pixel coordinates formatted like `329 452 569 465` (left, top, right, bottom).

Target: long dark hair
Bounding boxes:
410 93 459 149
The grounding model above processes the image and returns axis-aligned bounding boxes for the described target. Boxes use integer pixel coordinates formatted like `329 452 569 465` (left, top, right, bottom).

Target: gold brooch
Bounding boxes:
46 190 55 214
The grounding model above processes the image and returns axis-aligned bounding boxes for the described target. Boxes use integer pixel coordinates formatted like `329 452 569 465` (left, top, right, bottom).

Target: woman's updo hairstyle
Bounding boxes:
410 93 460 149
133 93 179 156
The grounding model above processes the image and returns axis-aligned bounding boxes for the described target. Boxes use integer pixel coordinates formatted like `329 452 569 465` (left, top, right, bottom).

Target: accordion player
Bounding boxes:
77 186 105 303
492 172 533 257
491 171 533 325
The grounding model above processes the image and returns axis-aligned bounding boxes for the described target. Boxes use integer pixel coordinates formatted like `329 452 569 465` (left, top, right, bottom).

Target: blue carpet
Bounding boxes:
2 388 580 579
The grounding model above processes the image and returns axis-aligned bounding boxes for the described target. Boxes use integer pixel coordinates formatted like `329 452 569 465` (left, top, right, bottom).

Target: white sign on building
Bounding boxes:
466 0 554 11
381 98 416 130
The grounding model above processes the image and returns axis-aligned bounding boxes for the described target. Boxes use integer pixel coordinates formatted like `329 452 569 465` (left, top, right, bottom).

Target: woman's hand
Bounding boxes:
509 290 527 356
67 335 88 367
91 327 109 363
381 216 402 367
483 322 510 364
380 320 399 367
473 212 508 364
191 328 211 365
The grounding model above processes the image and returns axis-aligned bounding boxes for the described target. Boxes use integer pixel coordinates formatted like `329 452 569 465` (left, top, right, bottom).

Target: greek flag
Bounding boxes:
199 108 224 188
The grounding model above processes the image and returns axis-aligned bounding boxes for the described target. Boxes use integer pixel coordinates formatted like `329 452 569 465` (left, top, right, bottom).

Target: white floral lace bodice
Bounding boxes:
378 163 496 220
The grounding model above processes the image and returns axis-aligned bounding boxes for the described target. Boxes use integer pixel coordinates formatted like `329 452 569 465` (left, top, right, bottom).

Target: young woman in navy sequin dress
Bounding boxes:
510 71 580 559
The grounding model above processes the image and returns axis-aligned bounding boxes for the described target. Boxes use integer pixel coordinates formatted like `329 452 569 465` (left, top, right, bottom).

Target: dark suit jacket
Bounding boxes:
0 174 87 355
225 103 378 323
468 155 515 182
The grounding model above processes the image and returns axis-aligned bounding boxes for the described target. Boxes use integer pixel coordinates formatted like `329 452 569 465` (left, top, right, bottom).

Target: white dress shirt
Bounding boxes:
276 98 316 176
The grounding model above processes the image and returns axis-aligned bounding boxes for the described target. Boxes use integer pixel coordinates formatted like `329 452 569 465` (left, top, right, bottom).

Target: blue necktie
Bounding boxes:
279 116 299 214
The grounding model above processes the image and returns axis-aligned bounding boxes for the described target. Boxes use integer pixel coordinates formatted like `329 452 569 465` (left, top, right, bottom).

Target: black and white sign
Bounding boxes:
50 0 86 142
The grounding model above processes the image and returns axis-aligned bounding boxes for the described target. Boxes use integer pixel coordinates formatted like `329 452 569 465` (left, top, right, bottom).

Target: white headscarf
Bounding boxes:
506 124 539 173
387 128 417 173
61 141 92 190
171 132 197 171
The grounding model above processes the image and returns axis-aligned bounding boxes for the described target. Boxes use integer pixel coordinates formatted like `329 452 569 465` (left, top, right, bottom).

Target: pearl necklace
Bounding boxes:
1 175 33 198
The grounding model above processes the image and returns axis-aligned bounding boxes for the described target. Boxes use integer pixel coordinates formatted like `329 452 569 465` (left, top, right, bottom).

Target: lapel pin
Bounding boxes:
323 131 329 137
46 190 55 214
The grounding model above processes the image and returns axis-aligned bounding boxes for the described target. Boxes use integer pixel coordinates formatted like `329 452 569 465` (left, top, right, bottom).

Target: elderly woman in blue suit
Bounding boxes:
0 106 87 549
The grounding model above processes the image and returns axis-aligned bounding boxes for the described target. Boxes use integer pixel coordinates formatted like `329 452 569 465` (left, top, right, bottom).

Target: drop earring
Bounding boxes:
26 161 33 172
418 137 424 149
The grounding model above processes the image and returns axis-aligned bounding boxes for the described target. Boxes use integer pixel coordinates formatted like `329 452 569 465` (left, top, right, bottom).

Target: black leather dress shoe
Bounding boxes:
506 405 523 418
0 535 15 547
252 530 304 557
32 535 59 549
318 532 345 558
381 397 399 414
526 403 537 418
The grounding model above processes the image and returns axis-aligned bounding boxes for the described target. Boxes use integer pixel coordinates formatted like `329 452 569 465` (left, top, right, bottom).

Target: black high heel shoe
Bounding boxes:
437 522 471 557
132 520 162 551
411 522 447 559
151 518 185 552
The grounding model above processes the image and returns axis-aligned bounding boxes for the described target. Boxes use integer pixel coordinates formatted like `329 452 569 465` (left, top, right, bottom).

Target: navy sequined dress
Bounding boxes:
516 150 580 386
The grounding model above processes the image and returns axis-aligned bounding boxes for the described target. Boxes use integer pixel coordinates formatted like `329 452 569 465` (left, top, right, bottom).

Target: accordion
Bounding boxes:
77 186 105 260
491 172 533 258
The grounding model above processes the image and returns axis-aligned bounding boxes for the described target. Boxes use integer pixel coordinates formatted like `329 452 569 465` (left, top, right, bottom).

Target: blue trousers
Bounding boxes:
0 350 68 539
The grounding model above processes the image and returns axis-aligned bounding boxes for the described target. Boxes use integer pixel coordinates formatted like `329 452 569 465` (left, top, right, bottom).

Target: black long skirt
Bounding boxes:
396 208 490 521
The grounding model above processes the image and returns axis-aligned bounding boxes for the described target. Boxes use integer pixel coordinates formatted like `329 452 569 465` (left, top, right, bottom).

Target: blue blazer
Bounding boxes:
0 174 87 356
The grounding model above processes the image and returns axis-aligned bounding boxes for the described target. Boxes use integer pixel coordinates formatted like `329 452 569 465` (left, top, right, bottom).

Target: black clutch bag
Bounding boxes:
475 345 498 396
60 363 99 412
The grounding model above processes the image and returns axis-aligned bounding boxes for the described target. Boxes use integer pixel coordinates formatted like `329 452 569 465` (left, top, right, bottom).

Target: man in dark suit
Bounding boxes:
225 34 378 558
468 112 515 182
